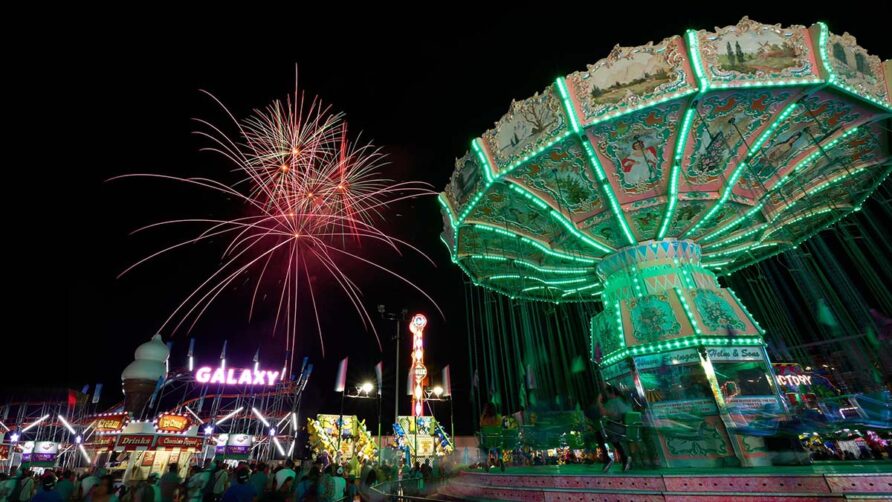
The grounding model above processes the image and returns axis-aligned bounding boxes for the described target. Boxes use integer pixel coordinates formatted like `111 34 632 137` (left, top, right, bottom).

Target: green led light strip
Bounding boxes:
472 138 495 184
702 240 779 259
700 126 862 242
685 30 709 90
556 77 581 134
588 89 699 126
675 287 703 335
614 301 625 350
727 286 764 332
684 100 800 237
658 106 696 239
522 285 564 293
818 22 892 112
597 336 765 366
468 254 593 274
580 140 637 245
654 28 708 242
507 182 614 253
703 223 767 250
554 76 637 246
766 164 876 225
724 165 891 275
562 283 602 297
486 274 588 286
438 193 457 230
456 257 590 304
471 223 597 264
764 207 838 237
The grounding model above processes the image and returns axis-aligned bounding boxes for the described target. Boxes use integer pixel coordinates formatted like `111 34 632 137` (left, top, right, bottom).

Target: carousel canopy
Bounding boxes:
439 18 891 302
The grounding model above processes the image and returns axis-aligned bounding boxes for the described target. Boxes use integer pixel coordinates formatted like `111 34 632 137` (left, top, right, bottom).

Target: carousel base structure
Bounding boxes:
440 463 892 501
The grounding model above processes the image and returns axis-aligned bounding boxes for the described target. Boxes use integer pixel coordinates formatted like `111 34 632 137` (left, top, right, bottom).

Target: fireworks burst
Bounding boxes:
113 82 441 365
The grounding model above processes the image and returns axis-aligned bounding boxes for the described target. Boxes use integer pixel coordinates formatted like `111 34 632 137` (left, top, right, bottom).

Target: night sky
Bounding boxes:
9 4 889 435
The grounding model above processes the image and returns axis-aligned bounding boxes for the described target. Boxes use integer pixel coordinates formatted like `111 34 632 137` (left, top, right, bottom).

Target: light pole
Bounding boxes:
426 387 454 453
344 382 378 462
378 306 407 426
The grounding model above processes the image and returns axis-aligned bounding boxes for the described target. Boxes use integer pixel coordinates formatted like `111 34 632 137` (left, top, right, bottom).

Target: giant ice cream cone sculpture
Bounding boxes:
121 334 169 417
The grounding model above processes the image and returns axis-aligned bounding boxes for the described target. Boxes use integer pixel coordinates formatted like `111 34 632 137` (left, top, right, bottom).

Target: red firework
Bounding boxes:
113 82 441 364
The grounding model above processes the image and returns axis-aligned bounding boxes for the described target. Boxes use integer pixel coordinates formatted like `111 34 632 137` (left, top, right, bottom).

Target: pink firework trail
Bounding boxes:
113 83 441 367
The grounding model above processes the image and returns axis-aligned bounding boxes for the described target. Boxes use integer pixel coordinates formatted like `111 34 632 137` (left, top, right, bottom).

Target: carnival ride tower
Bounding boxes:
439 18 891 467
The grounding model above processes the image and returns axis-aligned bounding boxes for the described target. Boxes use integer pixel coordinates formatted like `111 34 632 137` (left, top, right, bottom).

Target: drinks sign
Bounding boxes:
194 367 280 386
117 434 154 451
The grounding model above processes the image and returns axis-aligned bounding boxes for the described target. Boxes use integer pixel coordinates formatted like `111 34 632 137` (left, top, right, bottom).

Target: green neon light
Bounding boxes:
487 274 521 281
703 240 779 259
830 82 892 112
580 140 637 245
487 275 588 286
599 335 764 366
507 182 614 253
700 126 862 242
468 254 594 275
727 287 764 332
521 285 563 293
472 138 495 184
471 223 597 264
588 89 698 126
507 183 548 210
765 207 837 237
817 22 891 112
817 22 836 83
726 166 891 275
767 164 874 224
456 257 592 304
685 101 799 237
708 78 823 90
513 260 592 275
685 29 709 91
614 301 625 349
675 287 703 335
658 106 696 239
555 77 581 134
562 283 602 297
438 193 457 230
703 223 766 250
553 77 637 247
701 259 732 268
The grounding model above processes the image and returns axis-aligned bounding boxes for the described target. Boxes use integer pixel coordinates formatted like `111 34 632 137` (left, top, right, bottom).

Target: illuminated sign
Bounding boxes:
90 436 117 451
194 367 280 386
776 374 813 387
94 413 129 432
410 314 428 417
117 434 154 451
155 436 203 450
155 413 191 433
31 442 58 463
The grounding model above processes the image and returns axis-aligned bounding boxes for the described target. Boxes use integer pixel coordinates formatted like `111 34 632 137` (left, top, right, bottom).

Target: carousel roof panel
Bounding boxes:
441 17 892 301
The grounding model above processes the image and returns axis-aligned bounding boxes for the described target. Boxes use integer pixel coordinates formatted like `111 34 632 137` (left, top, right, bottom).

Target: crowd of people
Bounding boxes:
0 451 464 502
